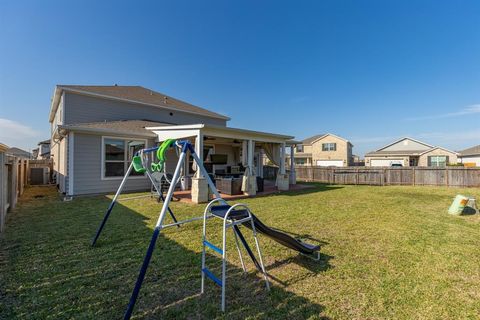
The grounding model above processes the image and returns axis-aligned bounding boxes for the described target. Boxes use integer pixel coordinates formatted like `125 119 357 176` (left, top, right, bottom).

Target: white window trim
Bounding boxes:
101 136 148 181
429 155 447 167
322 142 337 151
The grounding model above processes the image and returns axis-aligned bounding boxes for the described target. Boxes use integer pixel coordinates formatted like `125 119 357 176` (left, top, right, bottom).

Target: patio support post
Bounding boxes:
192 131 208 203
289 145 296 185
280 143 286 175
243 139 257 196
277 142 289 191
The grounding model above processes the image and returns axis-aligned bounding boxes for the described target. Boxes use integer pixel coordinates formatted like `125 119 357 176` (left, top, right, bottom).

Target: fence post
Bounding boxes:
356 167 359 185
412 168 415 186
446 167 449 186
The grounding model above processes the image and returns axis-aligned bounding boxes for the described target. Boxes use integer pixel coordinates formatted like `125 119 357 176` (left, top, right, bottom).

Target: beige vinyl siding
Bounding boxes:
72 133 155 195
63 92 227 127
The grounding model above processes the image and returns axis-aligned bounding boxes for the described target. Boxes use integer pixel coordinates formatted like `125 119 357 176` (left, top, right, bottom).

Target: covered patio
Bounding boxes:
146 124 298 203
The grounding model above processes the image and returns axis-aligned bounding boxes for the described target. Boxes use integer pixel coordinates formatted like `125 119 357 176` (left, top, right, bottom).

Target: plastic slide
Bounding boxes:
210 205 319 255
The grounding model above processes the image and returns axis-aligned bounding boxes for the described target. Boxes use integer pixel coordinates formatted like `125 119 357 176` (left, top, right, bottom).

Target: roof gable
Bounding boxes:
418 146 458 156
301 133 351 146
377 137 433 152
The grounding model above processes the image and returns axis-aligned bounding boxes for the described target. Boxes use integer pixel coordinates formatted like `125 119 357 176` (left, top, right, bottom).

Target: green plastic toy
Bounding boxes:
151 139 176 172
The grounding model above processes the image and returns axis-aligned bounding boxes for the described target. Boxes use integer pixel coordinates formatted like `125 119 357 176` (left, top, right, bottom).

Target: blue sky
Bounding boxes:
1 0 479 156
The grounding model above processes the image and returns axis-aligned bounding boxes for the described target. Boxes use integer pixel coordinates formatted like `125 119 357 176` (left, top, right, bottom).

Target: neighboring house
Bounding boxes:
36 139 51 159
293 133 353 167
49 85 294 200
365 137 458 167
351 155 365 166
458 145 480 167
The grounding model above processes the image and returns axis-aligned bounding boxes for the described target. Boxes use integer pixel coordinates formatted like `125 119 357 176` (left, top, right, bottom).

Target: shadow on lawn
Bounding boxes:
1 187 331 319
86 197 330 319
271 183 343 198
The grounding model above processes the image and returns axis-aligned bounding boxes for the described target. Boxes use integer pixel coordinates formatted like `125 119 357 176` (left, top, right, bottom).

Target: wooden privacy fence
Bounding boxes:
294 166 480 187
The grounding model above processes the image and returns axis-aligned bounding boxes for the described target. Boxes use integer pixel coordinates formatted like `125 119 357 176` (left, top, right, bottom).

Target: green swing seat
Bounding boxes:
132 155 147 173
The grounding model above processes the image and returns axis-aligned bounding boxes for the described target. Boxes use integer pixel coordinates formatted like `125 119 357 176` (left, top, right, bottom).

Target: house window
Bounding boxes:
322 143 336 151
428 155 448 167
295 158 305 166
296 144 304 152
103 138 146 178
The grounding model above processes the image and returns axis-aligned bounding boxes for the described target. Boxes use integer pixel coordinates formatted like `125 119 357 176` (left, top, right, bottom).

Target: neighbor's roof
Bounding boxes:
301 134 325 145
301 133 352 146
374 137 434 152
38 139 50 145
418 146 458 156
365 150 427 157
49 85 230 122
459 144 480 157
366 147 458 157
7 147 31 158
0 143 8 152
302 133 353 147
58 120 170 138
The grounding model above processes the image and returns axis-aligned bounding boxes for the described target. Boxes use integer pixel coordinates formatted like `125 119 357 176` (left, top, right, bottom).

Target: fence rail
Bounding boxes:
293 166 480 187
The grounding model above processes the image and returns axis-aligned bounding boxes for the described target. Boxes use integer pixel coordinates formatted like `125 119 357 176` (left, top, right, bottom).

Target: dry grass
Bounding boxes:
1 184 479 319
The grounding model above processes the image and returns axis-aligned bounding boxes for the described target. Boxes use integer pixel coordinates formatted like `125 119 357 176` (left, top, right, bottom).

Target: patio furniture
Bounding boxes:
215 177 242 195
256 177 264 193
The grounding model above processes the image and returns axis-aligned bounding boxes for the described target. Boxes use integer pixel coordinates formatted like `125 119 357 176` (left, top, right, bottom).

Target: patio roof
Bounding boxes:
146 123 294 143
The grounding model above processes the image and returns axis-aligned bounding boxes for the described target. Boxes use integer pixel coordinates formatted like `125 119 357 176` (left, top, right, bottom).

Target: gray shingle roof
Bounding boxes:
7 147 31 158
59 120 170 137
365 150 427 156
58 85 229 120
459 145 480 156
301 134 325 145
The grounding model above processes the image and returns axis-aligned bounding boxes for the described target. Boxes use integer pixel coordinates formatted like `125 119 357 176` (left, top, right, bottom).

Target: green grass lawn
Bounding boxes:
1 184 479 319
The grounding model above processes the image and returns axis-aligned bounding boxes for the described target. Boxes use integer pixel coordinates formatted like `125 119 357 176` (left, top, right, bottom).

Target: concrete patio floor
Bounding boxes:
173 180 312 203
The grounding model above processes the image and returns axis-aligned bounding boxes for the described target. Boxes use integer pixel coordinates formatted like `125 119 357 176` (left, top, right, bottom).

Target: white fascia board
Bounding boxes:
147 123 294 143
151 129 201 141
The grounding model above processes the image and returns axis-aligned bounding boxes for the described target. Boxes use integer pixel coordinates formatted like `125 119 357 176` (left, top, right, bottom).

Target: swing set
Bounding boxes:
92 138 321 319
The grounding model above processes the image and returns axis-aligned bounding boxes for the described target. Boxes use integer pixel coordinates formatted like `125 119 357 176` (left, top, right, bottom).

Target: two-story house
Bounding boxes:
293 133 353 167
49 85 294 201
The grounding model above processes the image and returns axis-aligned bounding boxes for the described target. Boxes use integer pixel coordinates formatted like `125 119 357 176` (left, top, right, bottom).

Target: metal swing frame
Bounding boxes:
90 141 270 319
91 146 179 247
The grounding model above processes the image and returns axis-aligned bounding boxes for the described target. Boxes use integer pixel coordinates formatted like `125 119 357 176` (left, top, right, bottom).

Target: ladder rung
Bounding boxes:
203 240 223 255
202 268 222 286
